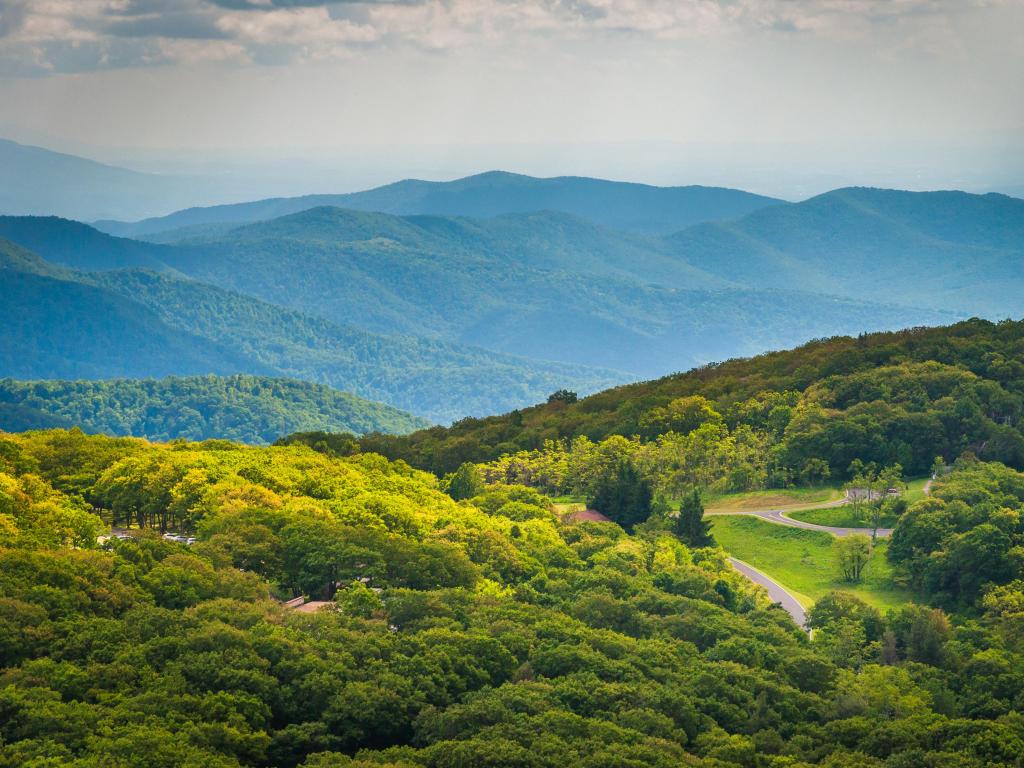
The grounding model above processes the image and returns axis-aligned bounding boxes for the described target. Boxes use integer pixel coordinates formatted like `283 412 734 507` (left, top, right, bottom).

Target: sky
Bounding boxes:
0 0 1021 200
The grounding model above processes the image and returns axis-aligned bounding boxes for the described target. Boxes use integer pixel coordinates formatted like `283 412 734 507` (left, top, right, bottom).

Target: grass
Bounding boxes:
787 506 900 529
703 486 843 513
786 477 930 528
550 495 586 504
709 515 913 612
902 477 931 504
551 501 586 515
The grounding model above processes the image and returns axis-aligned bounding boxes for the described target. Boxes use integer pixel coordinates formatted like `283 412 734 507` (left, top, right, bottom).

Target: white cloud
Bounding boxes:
0 0 1013 74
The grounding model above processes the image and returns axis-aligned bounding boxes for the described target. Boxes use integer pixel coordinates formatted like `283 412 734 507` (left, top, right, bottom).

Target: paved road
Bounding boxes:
716 483 936 629
743 508 893 538
728 556 807 629
706 497 892 538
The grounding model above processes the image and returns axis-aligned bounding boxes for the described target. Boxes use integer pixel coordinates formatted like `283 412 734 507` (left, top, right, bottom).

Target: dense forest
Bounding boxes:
2 425 1023 767
0 376 428 444
347 318 1024 479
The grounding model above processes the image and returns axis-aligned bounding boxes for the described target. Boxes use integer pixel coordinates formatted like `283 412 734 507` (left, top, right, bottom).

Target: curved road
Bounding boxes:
715 499 876 629
728 556 808 629
713 507 894 538
706 495 894 538
714 484 937 628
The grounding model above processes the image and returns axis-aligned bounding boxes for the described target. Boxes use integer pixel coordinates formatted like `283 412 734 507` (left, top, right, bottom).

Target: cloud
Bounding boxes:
106 13 230 40
0 0 1008 75
0 1 29 38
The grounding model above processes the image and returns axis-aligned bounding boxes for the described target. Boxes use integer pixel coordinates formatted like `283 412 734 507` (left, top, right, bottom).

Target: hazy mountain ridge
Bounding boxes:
13 208 957 375
2 182 1018 412
94 169 784 237
0 139 210 222
665 187 1024 315
0 238 622 421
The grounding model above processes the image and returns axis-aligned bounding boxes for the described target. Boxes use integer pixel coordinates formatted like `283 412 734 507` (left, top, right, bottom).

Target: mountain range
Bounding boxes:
0 237 617 423
0 206 961 378
94 169 783 238
0 139 210 223
2 152 1022 426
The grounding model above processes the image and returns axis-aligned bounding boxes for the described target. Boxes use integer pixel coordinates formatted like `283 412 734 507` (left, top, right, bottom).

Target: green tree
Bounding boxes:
834 535 872 582
445 462 485 501
588 460 652 531
547 389 578 405
674 489 712 547
337 580 384 618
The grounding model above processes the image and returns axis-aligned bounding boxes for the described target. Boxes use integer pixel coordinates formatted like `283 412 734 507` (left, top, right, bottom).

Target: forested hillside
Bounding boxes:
345 318 1024 480
0 375 428 443
0 239 260 381
0 210 955 376
0 237 617 422
2 425 1023 767
4 184 1021 419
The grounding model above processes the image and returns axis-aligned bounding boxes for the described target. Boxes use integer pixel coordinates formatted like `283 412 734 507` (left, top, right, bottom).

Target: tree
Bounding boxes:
847 463 902 542
445 462 485 501
807 591 884 641
640 395 723 438
674 489 712 547
888 604 950 665
588 460 652 531
834 535 872 582
800 458 831 485
337 580 384 618
547 390 578 405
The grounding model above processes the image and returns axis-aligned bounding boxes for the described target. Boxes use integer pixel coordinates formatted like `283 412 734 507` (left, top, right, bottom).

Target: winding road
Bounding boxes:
706 502 894 539
712 482 934 628
728 556 807 628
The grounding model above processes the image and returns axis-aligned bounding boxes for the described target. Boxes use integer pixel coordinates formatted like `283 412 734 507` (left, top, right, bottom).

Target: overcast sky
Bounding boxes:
0 0 1021 199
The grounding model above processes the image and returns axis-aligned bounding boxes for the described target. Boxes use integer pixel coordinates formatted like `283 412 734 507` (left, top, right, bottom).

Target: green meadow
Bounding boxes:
709 515 913 611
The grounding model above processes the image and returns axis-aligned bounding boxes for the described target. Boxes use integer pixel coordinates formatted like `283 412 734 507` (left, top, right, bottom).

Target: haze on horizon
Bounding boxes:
0 0 1021 203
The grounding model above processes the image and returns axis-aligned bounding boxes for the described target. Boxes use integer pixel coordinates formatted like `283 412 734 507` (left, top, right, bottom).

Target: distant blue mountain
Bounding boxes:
0 203 962 381
0 236 620 422
0 139 211 222
664 187 1024 316
94 170 784 237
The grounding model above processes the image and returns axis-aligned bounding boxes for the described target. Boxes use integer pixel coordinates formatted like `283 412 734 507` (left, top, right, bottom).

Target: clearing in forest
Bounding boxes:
709 515 912 611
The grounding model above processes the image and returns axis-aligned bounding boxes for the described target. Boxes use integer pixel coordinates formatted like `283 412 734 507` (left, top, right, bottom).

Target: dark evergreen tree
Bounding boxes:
588 460 652 531
674 489 712 547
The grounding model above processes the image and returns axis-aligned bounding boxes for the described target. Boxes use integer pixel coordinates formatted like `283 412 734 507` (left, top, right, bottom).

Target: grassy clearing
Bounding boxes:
709 515 913 611
552 501 586 515
704 486 843 512
902 477 931 504
786 477 930 528
787 506 899 529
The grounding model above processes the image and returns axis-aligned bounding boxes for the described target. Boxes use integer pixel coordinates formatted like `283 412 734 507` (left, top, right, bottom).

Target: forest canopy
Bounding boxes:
348 318 1024 479
1 428 1023 767
0 375 429 445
